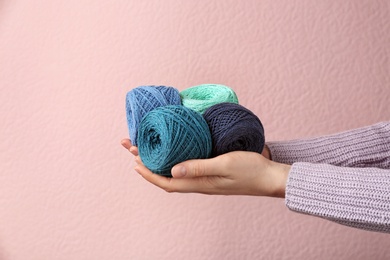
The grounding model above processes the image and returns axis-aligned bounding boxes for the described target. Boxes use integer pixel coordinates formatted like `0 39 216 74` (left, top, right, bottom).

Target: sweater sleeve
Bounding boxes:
267 121 390 168
267 122 390 233
286 162 390 233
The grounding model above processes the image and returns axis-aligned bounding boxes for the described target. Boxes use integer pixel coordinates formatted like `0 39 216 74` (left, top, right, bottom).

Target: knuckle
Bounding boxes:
160 180 176 193
165 188 174 193
192 161 205 177
163 186 175 193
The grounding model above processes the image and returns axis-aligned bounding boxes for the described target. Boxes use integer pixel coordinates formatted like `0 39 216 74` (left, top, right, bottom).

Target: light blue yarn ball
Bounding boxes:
125 86 181 146
137 105 212 177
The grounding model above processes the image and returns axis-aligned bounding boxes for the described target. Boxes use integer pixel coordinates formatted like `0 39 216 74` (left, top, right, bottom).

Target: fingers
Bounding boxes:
121 138 131 149
125 141 234 194
134 155 143 165
135 164 176 192
131 154 224 193
130 146 139 156
171 156 229 178
123 137 227 179
134 163 221 194
121 138 139 156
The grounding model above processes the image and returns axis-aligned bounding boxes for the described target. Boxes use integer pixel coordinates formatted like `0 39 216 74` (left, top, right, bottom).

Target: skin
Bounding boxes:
121 139 291 198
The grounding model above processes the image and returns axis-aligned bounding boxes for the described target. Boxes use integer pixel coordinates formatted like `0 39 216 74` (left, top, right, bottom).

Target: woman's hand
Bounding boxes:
121 139 290 197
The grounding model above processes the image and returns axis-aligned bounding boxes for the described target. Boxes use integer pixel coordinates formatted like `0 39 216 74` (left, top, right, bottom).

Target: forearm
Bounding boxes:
285 162 390 233
266 121 390 232
267 121 390 168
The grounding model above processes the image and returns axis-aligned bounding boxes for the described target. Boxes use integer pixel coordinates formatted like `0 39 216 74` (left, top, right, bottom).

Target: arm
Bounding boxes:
287 162 390 233
267 121 390 168
121 121 390 233
268 121 390 233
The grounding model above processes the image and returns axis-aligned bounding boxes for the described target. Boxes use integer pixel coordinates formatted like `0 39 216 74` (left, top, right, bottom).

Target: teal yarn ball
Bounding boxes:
180 84 239 114
137 105 212 177
126 85 181 146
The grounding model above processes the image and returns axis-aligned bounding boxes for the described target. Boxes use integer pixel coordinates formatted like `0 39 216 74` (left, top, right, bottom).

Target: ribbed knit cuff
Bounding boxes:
285 162 390 233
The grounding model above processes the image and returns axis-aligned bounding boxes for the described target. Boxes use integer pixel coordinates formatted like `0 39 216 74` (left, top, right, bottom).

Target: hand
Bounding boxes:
121 139 290 197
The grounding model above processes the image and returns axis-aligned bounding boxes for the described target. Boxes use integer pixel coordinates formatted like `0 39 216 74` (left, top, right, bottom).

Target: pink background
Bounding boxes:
1 1 389 259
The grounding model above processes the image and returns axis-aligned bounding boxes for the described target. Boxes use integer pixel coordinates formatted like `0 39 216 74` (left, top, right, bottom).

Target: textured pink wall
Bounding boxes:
1 1 389 259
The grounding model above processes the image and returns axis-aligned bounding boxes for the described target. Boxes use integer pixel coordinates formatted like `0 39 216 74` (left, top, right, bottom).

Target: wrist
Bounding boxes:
269 161 290 198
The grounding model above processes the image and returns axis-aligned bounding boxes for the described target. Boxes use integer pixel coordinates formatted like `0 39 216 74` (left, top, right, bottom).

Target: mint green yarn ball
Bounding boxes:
180 84 239 114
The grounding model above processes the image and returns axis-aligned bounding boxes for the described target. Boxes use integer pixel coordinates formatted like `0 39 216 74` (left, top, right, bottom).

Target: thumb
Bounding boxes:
171 157 225 178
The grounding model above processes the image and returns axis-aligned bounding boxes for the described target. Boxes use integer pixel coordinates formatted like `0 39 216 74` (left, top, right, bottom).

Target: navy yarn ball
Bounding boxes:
137 105 212 177
125 85 181 146
203 102 265 157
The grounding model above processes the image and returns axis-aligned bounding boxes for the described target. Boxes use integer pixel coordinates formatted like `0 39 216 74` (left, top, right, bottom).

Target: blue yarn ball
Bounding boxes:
137 105 212 177
203 102 265 157
125 86 181 146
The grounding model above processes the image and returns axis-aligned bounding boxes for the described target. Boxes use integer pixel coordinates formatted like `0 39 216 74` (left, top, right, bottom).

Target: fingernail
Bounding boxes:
173 165 186 178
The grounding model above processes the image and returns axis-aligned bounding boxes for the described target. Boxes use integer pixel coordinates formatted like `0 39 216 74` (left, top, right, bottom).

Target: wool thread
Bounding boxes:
137 105 212 177
125 85 181 146
203 102 265 157
180 84 238 114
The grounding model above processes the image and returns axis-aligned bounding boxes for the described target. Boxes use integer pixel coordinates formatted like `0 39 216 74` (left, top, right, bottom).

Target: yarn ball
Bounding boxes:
203 102 265 157
180 84 239 114
126 85 181 146
137 105 212 177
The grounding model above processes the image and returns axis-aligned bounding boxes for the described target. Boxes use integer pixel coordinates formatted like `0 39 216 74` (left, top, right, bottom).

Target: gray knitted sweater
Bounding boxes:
267 122 390 233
